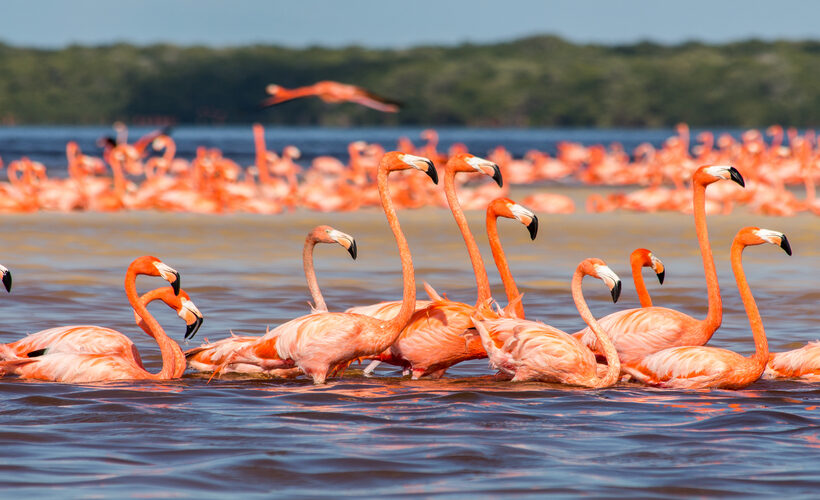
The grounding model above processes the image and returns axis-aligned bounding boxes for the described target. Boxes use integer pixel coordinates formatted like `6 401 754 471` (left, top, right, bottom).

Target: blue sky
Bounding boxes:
3 0 820 49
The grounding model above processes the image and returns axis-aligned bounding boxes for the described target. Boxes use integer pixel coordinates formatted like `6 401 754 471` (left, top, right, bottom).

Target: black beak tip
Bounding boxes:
348 240 358 260
657 270 665 285
492 165 503 188
185 317 203 340
2 272 11 293
527 216 539 241
729 166 745 188
171 273 181 296
611 280 622 303
426 162 439 185
780 235 792 256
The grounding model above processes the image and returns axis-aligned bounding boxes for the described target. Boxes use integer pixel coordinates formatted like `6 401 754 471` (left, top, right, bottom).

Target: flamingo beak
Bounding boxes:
348 239 358 260
0 267 11 292
611 280 622 303
491 164 503 188
402 154 438 184
425 161 439 184
185 315 204 340
729 166 745 187
779 234 792 256
657 270 665 285
467 157 503 187
527 215 539 240
154 262 181 295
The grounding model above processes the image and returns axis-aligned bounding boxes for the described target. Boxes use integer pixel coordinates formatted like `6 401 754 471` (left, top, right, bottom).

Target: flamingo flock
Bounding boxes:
1 123 819 215
0 151 817 388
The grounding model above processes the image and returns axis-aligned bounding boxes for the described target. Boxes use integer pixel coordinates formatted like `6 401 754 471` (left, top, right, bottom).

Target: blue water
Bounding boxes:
0 127 817 498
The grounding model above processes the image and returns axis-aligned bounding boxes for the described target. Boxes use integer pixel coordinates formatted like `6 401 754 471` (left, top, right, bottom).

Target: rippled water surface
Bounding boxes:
1 127 819 497
1 206 818 498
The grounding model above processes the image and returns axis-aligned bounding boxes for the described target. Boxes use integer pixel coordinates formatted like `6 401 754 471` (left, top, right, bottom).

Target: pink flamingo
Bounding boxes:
623 227 791 389
189 152 437 384
0 256 200 383
185 225 358 376
630 248 665 308
766 344 820 382
361 153 504 379
484 197 538 319
574 165 745 368
262 81 400 112
472 258 622 388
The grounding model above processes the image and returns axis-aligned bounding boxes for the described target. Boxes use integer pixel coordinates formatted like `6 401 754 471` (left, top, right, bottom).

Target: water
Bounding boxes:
0 127 818 497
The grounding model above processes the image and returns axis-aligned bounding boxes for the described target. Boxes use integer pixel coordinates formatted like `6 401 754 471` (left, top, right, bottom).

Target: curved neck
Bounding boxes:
572 269 620 387
631 258 652 308
302 235 326 312
730 241 768 368
693 181 721 332
378 167 416 333
444 167 491 304
486 212 524 318
125 269 183 379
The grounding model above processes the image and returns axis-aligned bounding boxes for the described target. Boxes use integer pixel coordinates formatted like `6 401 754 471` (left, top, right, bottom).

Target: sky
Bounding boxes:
3 0 820 49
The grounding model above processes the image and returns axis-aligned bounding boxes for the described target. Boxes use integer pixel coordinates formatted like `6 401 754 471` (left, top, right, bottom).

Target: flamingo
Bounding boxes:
630 248 665 308
185 225 358 376
262 81 400 112
623 227 791 389
0 256 200 383
574 165 745 369
189 152 437 384
471 258 622 388
484 197 538 319
361 153 505 379
765 343 820 382
346 153 502 321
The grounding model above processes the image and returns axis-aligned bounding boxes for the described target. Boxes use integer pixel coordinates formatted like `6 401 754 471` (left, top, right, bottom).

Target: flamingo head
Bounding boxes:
313 225 357 260
381 151 437 184
695 165 745 188
178 292 205 340
631 248 665 284
489 198 538 240
0 264 11 292
582 258 622 303
137 256 181 295
738 227 792 256
449 153 503 187
265 84 281 95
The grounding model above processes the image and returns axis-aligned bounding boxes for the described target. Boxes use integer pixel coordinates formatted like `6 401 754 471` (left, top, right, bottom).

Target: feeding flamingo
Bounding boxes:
623 227 791 389
472 258 623 388
188 152 437 384
0 256 202 383
573 165 745 369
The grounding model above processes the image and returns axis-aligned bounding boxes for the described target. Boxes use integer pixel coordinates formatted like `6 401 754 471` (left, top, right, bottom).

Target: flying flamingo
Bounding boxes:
471 258 623 388
262 81 400 112
573 165 745 369
630 248 665 308
185 225 358 376
0 256 202 383
189 152 437 384
623 227 791 389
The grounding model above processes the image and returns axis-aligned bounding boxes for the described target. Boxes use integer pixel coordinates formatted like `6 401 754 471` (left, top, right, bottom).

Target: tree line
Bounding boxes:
0 35 818 127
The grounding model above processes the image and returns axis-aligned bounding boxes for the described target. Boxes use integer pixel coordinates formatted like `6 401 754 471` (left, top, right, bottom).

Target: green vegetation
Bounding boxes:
0 36 818 127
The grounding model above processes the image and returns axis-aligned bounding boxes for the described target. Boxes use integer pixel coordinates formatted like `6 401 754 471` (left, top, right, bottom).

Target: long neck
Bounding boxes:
125 270 183 379
572 270 620 388
444 167 491 304
486 212 524 318
631 258 652 308
693 180 721 332
730 241 768 369
302 235 326 312
253 125 272 184
379 167 416 333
